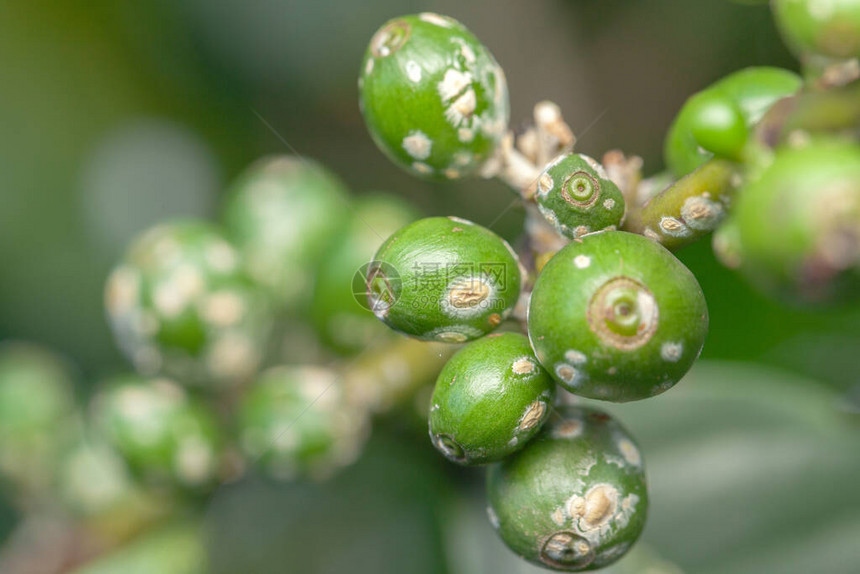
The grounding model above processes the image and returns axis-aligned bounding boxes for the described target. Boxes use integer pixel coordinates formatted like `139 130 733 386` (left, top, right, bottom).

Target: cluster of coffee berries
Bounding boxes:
359 5 860 570
0 150 460 569
0 139 470 574
0 342 169 543
716 138 860 304
3 2 857 572
0 154 445 538
99 153 468 493
358 13 711 572
693 1 860 306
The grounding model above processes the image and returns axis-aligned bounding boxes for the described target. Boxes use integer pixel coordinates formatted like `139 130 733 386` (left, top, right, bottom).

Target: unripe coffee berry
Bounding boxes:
536 154 626 239
734 139 860 305
56 436 160 525
428 333 555 465
105 221 273 388
486 406 648 572
664 67 802 177
686 92 749 161
359 13 509 179
310 194 419 355
92 375 222 489
369 216 522 342
773 0 860 61
237 366 369 481
0 343 77 493
222 155 350 310
528 231 708 402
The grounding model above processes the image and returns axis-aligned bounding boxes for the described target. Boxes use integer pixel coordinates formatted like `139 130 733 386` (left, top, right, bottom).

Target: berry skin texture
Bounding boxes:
359 13 509 179
664 67 802 177
486 406 648 572
237 366 369 481
369 216 523 342
536 154 626 239
92 375 222 489
428 333 556 465
528 231 708 402
733 139 860 305
773 0 860 61
222 155 350 310
105 220 273 388
310 194 419 355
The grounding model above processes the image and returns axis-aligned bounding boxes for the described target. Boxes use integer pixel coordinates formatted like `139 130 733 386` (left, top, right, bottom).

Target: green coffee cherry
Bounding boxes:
733 139 860 304
664 67 802 177
536 154 626 239
528 231 708 402
428 333 555 465
222 155 350 309
58 437 143 515
687 92 749 160
310 194 419 354
105 220 273 387
237 366 369 481
0 343 77 495
359 13 509 179
92 375 222 489
56 434 169 541
487 406 648 572
773 0 860 61
369 216 522 342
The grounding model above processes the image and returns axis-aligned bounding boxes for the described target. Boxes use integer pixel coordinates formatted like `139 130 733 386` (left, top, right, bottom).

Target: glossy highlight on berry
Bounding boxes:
528 231 708 402
359 13 510 179
369 217 522 342
428 333 555 465
487 406 648 571
664 67 802 177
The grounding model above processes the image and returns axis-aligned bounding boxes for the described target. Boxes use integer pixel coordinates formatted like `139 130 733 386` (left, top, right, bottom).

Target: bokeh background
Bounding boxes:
1 0 859 572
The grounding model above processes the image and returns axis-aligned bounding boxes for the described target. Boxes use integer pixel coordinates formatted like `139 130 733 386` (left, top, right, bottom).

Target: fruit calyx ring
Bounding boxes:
587 276 659 351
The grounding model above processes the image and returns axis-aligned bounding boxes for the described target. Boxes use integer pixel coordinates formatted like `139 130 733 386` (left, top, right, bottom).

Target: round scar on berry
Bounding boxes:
536 153 626 239
487 406 648 572
528 231 708 402
368 216 522 342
